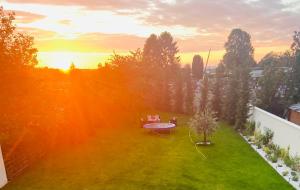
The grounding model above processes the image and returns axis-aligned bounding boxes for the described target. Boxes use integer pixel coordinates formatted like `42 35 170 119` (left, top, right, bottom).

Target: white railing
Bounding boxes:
0 146 7 188
249 106 300 156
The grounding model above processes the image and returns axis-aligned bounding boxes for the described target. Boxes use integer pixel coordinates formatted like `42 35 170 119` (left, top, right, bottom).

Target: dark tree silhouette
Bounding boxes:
192 55 204 79
0 7 37 70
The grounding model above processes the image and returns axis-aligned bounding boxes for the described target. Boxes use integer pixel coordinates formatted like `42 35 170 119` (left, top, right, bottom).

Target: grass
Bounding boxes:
3 113 293 190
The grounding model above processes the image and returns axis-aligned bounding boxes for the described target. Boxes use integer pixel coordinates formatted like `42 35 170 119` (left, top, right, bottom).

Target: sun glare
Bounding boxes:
38 52 77 71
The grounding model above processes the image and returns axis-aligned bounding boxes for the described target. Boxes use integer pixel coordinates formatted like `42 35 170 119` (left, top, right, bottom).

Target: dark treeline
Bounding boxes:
0 7 300 178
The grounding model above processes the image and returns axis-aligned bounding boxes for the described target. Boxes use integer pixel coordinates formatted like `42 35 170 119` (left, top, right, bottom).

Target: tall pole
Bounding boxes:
203 48 211 76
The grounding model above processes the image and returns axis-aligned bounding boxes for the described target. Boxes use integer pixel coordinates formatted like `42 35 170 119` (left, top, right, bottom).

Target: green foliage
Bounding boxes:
261 128 274 146
254 130 263 147
234 65 251 131
263 146 271 155
141 32 182 111
292 175 299 182
256 59 287 113
284 155 293 167
211 63 224 118
282 171 289 176
268 153 278 163
182 64 193 114
244 121 256 136
174 64 184 113
279 147 290 160
222 28 253 126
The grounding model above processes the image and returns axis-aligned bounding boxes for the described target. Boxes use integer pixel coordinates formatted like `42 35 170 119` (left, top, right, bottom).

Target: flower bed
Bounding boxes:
241 132 300 189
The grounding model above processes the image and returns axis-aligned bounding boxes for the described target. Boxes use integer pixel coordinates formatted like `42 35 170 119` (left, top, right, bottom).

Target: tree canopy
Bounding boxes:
0 7 37 70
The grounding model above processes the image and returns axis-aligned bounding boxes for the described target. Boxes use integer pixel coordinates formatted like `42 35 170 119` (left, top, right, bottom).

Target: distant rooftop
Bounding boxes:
289 103 300 113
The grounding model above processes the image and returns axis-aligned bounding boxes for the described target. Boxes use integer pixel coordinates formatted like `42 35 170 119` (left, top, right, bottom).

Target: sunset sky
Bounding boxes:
1 0 300 69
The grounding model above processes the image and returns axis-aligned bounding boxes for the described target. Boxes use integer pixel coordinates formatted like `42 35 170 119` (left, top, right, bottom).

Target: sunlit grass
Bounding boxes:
3 113 293 190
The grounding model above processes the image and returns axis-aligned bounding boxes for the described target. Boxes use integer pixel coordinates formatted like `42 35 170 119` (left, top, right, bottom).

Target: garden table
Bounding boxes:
143 123 175 133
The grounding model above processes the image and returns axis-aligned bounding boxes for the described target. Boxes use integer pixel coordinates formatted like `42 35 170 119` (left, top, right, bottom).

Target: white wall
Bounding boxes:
250 106 300 156
0 146 7 188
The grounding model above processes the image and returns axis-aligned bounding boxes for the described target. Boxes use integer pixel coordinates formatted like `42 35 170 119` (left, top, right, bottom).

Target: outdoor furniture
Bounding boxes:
169 117 177 126
143 122 175 134
146 115 160 123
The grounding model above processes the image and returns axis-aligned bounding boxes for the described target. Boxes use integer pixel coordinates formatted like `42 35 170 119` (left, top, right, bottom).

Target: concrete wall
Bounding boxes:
0 146 7 188
250 106 300 156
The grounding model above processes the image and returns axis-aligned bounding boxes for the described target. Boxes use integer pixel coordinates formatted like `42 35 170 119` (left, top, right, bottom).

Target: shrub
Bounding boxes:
254 130 263 147
268 153 278 163
284 155 293 167
257 143 262 149
243 121 256 136
263 146 271 155
290 156 300 172
292 175 299 182
282 171 289 176
262 128 274 146
291 171 297 176
279 147 289 160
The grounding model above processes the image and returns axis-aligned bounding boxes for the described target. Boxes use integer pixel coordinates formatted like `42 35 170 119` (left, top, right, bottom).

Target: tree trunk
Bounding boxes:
203 131 207 143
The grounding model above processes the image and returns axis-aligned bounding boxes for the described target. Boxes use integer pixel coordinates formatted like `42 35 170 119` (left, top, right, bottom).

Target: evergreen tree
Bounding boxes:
174 65 184 113
192 55 204 80
223 68 239 123
234 65 251 130
222 28 254 126
143 34 163 109
211 63 225 118
183 64 193 114
159 32 180 111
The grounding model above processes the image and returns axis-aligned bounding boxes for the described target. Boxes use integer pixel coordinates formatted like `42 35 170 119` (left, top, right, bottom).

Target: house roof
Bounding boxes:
289 103 300 113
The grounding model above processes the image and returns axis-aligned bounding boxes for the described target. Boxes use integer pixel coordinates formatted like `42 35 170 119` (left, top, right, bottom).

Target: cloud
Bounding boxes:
4 0 300 64
7 10 46 23
141 0 300 49
30 32 146 52
6 0 150 10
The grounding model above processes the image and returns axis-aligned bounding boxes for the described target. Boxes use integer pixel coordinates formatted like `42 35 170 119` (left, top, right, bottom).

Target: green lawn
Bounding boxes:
3 113 293 190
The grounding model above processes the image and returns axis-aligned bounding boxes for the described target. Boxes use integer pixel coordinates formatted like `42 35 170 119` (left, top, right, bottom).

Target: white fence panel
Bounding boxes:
0 146 7 188
250 106 300 156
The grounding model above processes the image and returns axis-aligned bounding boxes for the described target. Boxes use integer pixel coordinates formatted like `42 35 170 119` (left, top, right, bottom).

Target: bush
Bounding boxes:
291 171 297 176
263 146 271 155
282 171 289 176
268 153 278 163
292 175 299 182
262 128 274 146
254 130 263 147
284 155 293 167
290 156 300 171
243 121 256 136
279 147 289 160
